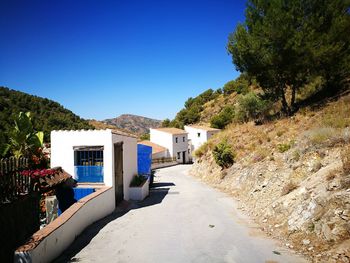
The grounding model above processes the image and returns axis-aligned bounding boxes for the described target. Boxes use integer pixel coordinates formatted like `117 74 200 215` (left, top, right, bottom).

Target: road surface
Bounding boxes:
55 165 308 263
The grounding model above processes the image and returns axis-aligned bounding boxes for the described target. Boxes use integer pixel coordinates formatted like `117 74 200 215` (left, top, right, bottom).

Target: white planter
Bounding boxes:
129 177 149 201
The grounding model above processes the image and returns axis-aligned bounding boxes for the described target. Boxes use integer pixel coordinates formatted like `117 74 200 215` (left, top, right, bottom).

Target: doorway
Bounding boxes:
182 151 186 164
114 142 124 206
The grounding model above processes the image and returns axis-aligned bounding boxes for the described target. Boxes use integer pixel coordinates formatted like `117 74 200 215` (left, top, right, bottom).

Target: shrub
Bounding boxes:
210 106 235 129
277 143 292 153
212 140 235 169
235 92 270 123
194 141 212 158
130 175 147 187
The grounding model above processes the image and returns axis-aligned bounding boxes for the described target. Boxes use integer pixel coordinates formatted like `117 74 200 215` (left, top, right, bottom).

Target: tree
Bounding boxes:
161 118 171 127
210 106 235 129
228 0 350 115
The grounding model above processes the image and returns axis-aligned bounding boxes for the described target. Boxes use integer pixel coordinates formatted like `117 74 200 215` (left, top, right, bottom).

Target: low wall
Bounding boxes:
15 187 114 263
151 161 178 170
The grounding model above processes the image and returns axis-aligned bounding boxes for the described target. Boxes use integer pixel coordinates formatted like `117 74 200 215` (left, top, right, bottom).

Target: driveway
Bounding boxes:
55 165 308 263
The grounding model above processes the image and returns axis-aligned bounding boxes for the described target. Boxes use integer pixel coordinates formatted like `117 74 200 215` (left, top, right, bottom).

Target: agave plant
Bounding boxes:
3 112 44 158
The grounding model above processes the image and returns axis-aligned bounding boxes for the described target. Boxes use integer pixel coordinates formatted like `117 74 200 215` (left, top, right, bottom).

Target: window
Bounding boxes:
188 149 190 154
74 146 104 183
175 137 178 143
197 132 201 137
177 152 181 159
183 137 185 142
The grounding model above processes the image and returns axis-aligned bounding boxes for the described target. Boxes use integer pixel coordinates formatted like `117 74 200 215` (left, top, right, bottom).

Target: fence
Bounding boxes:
0 157 30 204
152 157 177 164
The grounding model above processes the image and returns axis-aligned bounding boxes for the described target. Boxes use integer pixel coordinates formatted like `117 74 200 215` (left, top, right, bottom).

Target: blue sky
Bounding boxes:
0 0 245 120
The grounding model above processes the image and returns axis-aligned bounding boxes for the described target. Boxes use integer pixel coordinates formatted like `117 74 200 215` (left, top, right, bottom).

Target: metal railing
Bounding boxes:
0 157 30 204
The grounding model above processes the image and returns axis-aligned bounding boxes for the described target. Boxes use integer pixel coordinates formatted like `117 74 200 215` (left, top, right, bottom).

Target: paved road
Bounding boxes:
55 165 308 263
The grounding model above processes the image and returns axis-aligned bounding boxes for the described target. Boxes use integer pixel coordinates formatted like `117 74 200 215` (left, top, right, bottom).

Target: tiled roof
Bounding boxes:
185 125 220 132
151 127 187 135
138 140 167 154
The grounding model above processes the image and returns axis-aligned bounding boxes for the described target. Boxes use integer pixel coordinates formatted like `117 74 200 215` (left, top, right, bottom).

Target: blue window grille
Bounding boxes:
74 146 104 183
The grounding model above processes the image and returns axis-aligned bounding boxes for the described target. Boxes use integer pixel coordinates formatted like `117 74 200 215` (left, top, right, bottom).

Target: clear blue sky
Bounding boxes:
0 0 245 120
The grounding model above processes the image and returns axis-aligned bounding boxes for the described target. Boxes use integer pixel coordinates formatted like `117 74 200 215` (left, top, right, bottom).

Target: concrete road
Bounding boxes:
55 165 308 263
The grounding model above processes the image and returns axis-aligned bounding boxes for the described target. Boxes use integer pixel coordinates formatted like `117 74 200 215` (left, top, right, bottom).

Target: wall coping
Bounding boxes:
16 186 112 253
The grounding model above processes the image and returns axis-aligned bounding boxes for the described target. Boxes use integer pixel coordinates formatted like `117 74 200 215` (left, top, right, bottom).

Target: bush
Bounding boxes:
194 141 212 158
210 106 235 129
277 143 292 153
235 92 270 123
212 140 235 169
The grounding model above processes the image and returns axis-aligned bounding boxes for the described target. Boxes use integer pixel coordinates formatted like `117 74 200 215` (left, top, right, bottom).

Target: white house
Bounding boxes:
51 129 138 202
138 140 168 159
150 128 189 163
184 125 220 155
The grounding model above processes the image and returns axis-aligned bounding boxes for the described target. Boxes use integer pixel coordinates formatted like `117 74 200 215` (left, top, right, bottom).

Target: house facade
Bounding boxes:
184 125 220 156
138 140 168 159
150 128 189 163
51 129 138 202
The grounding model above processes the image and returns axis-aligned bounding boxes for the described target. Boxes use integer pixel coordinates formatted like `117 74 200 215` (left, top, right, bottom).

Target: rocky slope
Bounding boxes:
103 114 161 135
190 95 350 262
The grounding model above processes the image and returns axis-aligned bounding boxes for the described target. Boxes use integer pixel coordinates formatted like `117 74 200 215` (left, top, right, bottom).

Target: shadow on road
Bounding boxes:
53 181 174 263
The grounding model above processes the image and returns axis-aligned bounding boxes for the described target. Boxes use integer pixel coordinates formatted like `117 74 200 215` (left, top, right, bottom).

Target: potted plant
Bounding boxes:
129 174 149 201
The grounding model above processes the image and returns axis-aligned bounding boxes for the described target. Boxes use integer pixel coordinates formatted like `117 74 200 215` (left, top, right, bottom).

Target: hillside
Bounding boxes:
0 87 94 143
190 94 350 262
103 114 161 135
88 119 136 137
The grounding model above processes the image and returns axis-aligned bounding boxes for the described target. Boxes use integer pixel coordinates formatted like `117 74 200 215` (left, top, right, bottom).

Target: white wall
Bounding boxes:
152 150 168 159
184 126 220 154
150 129 189 163
15 188 115 263
112 134 137 201
51 129 137 200
150 129 173 158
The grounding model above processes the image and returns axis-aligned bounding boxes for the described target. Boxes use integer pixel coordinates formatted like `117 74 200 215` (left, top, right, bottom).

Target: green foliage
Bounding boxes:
223 74 250 96
277 143 292 153
235 92 270 123
130 174 147 187
210 106 235 129
212 139 235 169
170 89 219 128
139 133 150 141
194 141 212 158
0 87 94 144
228 0 350 115
161 118 171 127
3 112 44 159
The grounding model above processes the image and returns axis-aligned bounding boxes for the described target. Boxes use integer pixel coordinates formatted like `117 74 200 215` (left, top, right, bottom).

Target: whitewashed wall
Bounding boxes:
185 126 220 153
150 129 189 163
51 129 137 200
15 188 115 263
112 133 137 201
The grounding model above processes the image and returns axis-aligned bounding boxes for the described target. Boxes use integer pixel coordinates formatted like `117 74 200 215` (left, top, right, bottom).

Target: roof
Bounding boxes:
151 127 188 135
185 125 220 132
138 140 167 154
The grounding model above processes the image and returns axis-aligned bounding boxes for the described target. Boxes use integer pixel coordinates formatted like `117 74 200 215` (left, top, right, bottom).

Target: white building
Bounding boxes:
138 140 168 159
184 125 220 155
150 128 189 163
51 129 138 203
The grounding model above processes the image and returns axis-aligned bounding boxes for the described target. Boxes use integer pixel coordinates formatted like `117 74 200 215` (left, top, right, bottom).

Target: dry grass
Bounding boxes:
341 145 350 175
281 182 299 196
326 171 337 181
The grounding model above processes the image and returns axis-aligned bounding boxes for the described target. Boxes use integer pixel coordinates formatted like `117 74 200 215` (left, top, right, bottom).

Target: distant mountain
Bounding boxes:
88 119 136 137
0 87 94 143
103 114 161 135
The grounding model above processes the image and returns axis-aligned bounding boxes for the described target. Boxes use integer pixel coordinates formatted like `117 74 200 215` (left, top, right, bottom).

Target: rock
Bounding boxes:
262 218 268 223
302 239 311 245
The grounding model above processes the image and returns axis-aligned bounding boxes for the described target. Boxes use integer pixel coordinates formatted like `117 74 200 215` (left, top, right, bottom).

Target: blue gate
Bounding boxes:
137 144 152 175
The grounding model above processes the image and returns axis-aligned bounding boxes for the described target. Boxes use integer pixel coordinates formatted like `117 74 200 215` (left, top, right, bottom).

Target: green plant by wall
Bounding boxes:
212 140 235 169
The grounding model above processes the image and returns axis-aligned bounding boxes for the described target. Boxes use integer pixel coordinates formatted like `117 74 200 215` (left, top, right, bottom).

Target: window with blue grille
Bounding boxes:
74 146 104 183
